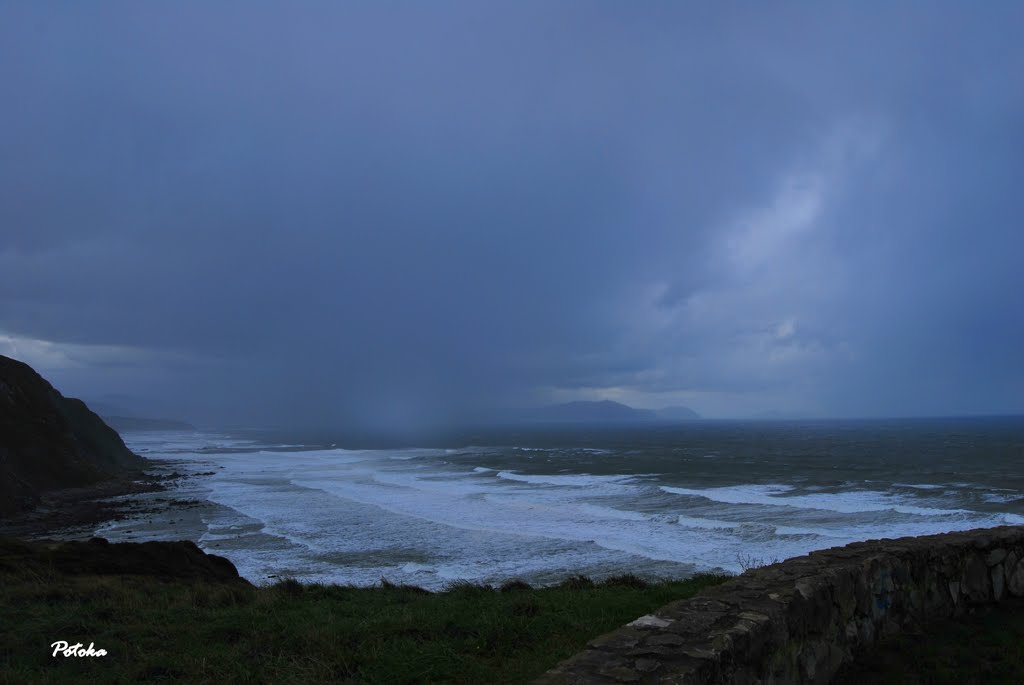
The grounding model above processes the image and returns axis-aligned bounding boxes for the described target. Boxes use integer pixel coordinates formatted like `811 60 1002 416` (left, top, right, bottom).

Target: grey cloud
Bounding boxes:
2 2 1022 426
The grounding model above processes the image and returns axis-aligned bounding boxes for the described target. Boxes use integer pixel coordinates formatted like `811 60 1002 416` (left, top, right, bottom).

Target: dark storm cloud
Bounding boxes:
2 2 1022 425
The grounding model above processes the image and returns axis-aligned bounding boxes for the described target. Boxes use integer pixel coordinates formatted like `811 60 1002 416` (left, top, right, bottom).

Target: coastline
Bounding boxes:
8 420 1024 589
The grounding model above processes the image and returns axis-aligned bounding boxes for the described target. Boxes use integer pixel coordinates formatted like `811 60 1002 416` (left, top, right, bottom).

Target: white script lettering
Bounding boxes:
51 641 107 657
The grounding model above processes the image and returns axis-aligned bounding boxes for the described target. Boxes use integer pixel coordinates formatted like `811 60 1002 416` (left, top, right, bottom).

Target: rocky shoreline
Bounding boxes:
0 459 206 541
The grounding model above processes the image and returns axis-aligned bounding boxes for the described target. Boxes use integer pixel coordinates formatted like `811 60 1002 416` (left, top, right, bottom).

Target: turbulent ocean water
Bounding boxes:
102 417 1024 589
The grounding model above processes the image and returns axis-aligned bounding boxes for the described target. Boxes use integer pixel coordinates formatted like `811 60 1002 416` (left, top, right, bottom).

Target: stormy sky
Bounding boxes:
1 3 1022 428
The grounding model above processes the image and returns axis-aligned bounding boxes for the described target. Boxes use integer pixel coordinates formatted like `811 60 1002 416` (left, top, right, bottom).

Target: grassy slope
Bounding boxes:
8 552 1024 684
0 568 728 684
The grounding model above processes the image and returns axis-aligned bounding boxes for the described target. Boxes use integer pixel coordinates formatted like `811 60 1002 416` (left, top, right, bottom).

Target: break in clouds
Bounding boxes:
1 3 1022 428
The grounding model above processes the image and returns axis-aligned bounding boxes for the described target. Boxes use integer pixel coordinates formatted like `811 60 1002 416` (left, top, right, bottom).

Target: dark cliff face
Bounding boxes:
0 536 247 585
0 355 145 516
0 537 248 585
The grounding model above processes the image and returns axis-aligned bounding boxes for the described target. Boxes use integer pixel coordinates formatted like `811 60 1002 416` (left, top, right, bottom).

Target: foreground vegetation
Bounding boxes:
7 532 1024 685
834 597 1024 685
0 560 728 684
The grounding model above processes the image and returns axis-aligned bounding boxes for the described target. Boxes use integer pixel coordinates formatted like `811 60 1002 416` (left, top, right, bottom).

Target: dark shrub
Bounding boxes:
559 574 595 590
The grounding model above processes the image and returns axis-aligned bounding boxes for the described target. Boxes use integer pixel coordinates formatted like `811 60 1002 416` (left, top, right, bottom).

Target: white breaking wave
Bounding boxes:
576 503 648 521
660 484 971 516
495 471 643 487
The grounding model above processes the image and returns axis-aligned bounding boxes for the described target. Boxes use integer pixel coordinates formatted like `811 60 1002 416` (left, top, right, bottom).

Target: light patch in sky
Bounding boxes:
0 332 84 370
726 173 825 272
0 332 188 371
551 121 888 415
775 318 796 340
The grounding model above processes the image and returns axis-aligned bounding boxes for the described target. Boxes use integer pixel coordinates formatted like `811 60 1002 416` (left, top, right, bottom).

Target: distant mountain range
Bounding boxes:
516 400 699 423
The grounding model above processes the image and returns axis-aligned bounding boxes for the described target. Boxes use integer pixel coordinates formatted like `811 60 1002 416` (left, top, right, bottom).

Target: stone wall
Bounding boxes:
535 526 1024 684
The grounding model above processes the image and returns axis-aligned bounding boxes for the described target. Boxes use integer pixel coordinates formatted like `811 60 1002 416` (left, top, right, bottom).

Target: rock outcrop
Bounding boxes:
0 354 146 515
0 536 249 584
536 526 1024 684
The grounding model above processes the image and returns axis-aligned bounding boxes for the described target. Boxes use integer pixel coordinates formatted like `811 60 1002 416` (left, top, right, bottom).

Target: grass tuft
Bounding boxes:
600 574 649 589
444 579 495 594
272 577 305 597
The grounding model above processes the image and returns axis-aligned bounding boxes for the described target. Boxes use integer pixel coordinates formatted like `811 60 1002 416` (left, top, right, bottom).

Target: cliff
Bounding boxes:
0 354 146 516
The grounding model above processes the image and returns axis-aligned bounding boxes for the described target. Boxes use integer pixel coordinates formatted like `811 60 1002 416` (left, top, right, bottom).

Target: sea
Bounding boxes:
97 417 1024 590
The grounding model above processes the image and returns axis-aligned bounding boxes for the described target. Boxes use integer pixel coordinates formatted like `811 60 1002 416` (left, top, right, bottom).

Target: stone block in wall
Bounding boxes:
1007 551 1024 596
992 564 1005 601
987 548 1008 566
962 553 992 604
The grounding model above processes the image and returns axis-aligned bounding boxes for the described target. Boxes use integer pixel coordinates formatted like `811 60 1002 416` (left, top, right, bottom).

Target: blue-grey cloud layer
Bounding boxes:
2 3 1022 425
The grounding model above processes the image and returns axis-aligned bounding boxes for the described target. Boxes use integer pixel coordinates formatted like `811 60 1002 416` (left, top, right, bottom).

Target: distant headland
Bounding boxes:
516 400 700 423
